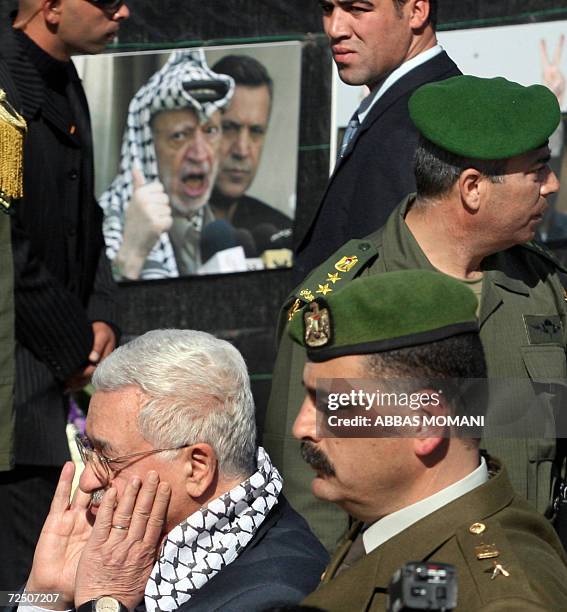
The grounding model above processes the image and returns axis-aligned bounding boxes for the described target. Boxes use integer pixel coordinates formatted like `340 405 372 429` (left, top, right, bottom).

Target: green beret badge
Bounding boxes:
304 301 332 348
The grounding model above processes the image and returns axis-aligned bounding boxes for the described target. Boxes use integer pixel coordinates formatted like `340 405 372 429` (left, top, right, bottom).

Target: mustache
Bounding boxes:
301 441 336 477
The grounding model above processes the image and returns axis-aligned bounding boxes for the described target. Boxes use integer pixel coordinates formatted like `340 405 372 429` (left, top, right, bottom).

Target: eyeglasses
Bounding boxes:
75 433 189 484
87 0 125 12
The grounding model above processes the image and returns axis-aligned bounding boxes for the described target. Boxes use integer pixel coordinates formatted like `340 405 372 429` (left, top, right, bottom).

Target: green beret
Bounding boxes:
288 270 479 362
409 75 560 160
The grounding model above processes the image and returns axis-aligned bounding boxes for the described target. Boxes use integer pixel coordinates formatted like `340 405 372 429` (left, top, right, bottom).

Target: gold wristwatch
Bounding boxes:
77 595 129 612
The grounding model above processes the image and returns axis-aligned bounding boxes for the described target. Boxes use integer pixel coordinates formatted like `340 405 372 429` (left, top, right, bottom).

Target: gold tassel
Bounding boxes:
0 89 26 212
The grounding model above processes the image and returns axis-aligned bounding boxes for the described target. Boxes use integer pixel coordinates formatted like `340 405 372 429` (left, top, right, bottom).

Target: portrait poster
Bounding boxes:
75 41 302 280
332 19 567 244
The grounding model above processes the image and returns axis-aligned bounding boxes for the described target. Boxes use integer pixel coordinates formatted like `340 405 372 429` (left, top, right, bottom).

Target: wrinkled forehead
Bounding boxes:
86 387 144 448
150 107 223 130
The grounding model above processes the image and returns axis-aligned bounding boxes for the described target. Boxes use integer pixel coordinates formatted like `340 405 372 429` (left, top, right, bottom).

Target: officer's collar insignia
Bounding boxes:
304 301 332 348
335 255 359 273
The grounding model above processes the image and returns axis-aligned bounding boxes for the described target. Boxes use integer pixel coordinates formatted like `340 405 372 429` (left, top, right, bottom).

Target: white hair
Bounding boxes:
92 329 256 478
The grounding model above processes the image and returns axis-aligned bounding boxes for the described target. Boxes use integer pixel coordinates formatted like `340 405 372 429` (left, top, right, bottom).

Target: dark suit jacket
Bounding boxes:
0 58 17 471
0 24 117 465
293 50 460 281
178 496 328 611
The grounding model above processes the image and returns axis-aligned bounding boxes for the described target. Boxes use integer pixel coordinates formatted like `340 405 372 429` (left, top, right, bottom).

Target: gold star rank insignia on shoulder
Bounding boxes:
327 272 341 284
334 256 359 273
316 283 332 296
304 301 331 348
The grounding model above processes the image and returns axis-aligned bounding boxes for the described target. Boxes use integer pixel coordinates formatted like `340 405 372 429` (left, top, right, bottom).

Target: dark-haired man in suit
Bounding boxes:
293 0 459 281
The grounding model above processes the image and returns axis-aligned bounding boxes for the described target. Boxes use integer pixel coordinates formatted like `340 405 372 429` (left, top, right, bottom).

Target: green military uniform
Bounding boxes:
264 194 567 547
264 75 566 549
302 457 567 612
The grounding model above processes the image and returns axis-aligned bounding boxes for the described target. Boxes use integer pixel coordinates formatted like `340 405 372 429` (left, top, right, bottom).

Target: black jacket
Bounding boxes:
0 23 118 465
176 496 329 611
294 50 461 281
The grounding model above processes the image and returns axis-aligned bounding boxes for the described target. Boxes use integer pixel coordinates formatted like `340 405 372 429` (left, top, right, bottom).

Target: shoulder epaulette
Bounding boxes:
455 517 535 603
284 238 380 325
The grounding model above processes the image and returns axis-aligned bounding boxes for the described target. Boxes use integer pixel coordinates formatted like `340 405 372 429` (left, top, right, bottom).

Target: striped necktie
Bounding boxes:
338 113 360 159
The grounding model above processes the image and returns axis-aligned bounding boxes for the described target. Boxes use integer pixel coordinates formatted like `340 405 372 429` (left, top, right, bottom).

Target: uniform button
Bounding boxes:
68 169 78 180
358 242 371 252
469 522 486 535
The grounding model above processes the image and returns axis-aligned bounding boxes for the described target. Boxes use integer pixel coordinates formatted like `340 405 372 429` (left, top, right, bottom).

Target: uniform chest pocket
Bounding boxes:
521 345 567 381
520 345 567 464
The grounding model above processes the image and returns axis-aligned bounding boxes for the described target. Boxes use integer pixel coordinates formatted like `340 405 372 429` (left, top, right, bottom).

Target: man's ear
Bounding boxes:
43 0 62 25
183 443 218 499
458 168 485 214
412 390 449 460
409 0 432 31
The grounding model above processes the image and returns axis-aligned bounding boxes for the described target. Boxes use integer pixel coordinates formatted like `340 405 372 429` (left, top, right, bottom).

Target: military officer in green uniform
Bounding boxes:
264 75 567 550
290 270 567 611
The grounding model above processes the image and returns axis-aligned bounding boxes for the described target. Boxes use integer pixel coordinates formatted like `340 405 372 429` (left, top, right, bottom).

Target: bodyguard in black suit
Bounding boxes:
265 0 461 552
293 0 461 281
0 0 129 590
0 58 20 476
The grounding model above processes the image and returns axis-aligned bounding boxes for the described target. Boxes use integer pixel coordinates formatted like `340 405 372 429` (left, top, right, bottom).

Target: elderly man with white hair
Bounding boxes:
22 329 327 612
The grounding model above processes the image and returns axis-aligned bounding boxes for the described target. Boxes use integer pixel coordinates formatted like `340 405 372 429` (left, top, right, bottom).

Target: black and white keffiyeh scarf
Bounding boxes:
144 447 283 612
99 49 234 279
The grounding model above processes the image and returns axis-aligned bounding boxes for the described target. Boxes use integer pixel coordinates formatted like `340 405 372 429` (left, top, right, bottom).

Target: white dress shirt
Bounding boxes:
363 456 489 554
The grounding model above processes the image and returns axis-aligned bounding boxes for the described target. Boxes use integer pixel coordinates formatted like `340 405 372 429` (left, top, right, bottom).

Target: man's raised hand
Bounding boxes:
114 164 173 279
25 462 93 610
